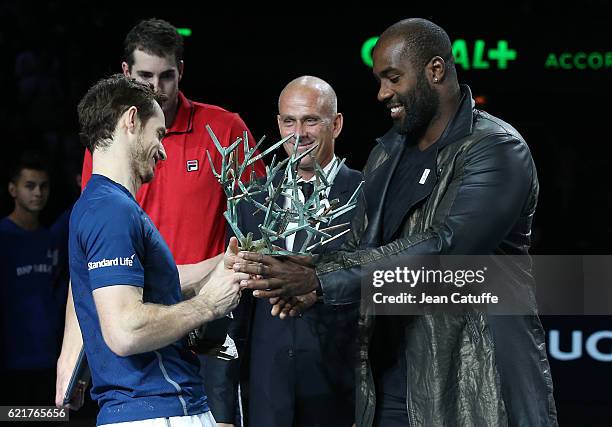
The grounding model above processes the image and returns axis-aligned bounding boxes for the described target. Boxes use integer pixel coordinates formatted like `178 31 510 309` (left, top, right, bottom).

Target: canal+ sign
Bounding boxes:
361 37 611 71
361 37 517 70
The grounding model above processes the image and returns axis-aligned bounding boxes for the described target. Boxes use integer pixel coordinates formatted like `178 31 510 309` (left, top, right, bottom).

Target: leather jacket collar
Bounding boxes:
364 85 475 244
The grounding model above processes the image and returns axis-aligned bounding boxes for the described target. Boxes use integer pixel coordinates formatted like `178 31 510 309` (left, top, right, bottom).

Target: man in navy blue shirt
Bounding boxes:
68 74 248 426
1 151 68 405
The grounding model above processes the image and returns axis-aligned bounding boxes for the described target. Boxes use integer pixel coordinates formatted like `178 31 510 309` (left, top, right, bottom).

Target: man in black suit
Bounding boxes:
220 76 362 427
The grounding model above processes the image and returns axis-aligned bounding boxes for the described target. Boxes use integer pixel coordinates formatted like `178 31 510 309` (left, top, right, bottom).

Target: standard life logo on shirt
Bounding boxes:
88 254 135 271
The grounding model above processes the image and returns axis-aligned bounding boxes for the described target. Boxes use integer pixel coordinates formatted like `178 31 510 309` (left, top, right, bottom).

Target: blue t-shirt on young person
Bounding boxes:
69 174 208 425
0 216 68 371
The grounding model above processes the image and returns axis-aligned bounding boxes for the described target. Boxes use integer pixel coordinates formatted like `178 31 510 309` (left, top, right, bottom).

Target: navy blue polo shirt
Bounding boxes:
69 174 208 425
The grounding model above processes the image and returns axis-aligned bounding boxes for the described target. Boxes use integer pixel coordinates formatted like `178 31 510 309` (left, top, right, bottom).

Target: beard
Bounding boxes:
395 72 440 138
132 134 155 184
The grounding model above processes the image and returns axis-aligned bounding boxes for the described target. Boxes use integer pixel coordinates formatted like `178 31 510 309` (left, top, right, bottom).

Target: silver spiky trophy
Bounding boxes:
207 125 363 255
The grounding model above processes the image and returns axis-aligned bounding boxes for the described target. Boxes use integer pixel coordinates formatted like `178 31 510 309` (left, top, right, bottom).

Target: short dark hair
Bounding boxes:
379 18 455 72
77 74 164 153
9 150 49 183
123 18 184 69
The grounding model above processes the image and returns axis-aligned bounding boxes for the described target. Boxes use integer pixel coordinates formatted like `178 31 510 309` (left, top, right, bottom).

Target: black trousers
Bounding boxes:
248 299 357 427
373 392 410 427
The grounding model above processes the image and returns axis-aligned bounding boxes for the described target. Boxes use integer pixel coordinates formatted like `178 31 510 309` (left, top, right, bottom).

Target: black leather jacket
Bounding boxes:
315 86 558 426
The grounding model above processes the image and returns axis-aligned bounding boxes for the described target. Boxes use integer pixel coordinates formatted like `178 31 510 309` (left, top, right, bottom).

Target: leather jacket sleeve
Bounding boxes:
316 135 537 305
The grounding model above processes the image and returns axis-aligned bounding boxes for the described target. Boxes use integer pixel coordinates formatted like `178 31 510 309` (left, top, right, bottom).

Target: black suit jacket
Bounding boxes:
211 163 362 424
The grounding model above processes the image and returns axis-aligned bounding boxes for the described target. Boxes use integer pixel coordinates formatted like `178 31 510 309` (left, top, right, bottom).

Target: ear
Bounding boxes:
429 56 446 84
332 113 343 139
276 114 282 132
121 62 131 77
177 60 184 82
8 181 16 198
122 106 139 136
277 115 294 155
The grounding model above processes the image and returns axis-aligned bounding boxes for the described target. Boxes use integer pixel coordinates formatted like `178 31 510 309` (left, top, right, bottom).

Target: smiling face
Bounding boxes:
373 36 439 137
277 84 342 174
131 102 167 184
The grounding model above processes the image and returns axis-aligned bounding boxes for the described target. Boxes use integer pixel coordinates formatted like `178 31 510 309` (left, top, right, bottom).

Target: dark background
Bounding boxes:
1 2 610 425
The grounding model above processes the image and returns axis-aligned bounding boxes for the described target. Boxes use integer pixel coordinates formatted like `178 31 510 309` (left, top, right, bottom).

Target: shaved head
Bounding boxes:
377 18 454 72
277 75 343 178
279 76 338 118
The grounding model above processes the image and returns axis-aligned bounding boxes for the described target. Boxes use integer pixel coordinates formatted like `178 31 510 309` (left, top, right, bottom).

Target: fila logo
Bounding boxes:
186 160 199 172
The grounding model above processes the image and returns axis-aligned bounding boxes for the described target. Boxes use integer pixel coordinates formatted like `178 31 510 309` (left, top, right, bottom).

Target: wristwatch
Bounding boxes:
187 327 203 348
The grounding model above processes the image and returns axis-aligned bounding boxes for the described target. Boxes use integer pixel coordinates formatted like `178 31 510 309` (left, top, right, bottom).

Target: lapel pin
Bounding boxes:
419 168 431 185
